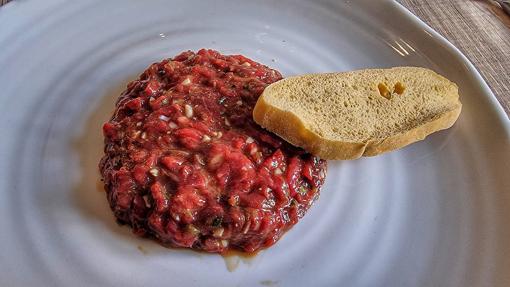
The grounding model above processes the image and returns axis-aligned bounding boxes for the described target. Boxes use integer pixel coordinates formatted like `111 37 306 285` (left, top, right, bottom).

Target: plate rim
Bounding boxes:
390 0 510 131
0 0 509 286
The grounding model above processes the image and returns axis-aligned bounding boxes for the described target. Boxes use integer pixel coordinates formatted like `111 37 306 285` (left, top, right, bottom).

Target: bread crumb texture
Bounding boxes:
254 67 462 159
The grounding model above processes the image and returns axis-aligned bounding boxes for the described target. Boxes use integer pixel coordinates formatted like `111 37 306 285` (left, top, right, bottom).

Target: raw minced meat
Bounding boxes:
99 49 327 253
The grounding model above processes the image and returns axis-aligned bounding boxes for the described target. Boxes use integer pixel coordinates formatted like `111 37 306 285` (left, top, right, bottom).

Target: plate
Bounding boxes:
1 0 509 286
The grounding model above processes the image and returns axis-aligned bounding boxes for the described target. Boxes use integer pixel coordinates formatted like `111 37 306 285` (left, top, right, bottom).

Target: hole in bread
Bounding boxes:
377 83 391 99
394 82 405 95
343 101 348 108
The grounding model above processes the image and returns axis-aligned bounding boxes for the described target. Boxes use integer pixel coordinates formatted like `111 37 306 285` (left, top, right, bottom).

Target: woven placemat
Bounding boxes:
399 0 510 116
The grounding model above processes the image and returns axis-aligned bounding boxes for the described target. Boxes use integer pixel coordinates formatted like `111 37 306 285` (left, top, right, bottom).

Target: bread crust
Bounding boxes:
253 68 462 160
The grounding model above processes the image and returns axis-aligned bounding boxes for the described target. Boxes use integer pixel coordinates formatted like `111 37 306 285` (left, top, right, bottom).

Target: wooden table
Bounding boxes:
2 0 509 116
398 0 510 117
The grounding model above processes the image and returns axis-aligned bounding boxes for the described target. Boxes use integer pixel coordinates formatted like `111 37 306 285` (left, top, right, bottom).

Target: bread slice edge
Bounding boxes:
253 91 462 160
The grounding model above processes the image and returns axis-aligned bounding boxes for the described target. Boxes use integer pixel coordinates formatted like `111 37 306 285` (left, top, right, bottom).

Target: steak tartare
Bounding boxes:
99 49 327 253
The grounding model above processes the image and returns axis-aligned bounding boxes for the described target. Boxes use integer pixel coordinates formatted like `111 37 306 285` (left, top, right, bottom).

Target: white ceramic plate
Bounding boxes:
1 0 509 286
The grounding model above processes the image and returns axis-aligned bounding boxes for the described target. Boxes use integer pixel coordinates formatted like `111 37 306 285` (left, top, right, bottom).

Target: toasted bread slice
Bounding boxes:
253 67 462 160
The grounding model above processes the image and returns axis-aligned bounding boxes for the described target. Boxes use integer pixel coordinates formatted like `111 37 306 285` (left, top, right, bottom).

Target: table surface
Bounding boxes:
1 0 509 117
398 0 510 117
